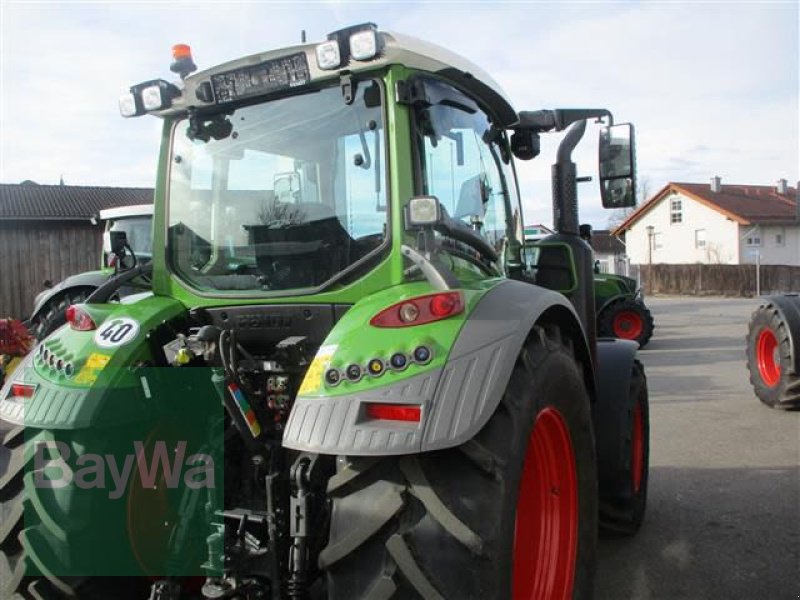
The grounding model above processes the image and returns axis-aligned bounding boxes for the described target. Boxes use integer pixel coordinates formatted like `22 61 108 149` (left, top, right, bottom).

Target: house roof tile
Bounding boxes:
0 183 153 220
592 229 625 255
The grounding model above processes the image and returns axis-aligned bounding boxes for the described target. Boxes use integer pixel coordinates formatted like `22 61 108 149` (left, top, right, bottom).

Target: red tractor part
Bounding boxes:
0 319 34 356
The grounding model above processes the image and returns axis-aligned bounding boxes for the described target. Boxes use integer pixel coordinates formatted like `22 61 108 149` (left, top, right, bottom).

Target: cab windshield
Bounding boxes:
167 81 387 293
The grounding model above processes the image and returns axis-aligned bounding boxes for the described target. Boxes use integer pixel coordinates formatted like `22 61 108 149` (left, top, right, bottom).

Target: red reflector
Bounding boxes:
365 403 421 422
10 383 36 399
430 293 457 317
65 305 97 331
370 291 464 328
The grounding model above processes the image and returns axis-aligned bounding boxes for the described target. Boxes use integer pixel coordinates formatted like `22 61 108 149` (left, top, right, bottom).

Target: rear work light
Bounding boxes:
65 305 97 331
365 403 421 422
10 383 36 400
370 291 464 328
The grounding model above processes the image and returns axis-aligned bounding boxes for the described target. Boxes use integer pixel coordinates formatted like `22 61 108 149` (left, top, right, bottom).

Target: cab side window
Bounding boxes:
415 81 511 253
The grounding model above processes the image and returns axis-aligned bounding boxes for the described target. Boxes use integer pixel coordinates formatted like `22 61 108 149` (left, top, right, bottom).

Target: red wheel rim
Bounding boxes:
612 311 644 340
513 407 578 600
631 399 645 494
756 328 781 387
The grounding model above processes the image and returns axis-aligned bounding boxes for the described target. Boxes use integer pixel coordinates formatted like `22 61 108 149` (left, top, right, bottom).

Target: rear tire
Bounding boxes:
746 303 800 409
322 324 598 599
595 360 649 535
29 289 93 341
598 298 654 348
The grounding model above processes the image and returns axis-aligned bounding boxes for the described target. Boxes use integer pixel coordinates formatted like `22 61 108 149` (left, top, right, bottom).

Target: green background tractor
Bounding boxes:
594 271 655 348
25 204 153 341
0 24 649 599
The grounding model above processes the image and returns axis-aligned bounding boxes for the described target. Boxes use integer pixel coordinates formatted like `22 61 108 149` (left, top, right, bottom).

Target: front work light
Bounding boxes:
119 79 180 118
315 40 341 70
119 92 141 118
349 29 381 61
405 195 442 227
141 84 167 111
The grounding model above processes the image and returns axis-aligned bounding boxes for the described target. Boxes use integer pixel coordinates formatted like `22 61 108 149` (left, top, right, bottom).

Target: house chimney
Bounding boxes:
796 180 800 223
777 178 788 195
710 176 721 193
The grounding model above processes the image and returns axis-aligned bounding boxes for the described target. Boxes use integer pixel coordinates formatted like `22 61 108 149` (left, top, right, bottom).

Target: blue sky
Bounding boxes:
1 1 797 228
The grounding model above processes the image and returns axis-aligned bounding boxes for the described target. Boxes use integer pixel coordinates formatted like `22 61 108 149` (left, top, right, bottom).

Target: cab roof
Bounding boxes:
176 29 518 127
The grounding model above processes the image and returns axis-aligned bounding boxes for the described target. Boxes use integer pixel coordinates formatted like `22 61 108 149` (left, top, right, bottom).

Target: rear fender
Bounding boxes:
29 271 110 321
592 338 639 483
283 280 592 455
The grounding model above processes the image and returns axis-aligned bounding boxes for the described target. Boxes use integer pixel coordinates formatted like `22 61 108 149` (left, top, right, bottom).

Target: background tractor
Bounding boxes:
25 204 153 340
0 24 650 599
594 271 654 348
746 295 800 409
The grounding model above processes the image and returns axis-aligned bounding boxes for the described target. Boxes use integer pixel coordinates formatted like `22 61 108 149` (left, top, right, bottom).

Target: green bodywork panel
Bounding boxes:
22 296 187 429
298 280 495 398
593 272 639 311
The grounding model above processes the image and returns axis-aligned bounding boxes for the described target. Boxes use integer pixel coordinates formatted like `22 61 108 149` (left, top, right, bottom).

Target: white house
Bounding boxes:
614 178 799 266
591 230 628 275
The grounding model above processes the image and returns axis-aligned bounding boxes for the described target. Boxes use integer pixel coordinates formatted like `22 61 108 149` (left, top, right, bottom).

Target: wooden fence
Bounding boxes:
0 221 102 320
640 264 800 296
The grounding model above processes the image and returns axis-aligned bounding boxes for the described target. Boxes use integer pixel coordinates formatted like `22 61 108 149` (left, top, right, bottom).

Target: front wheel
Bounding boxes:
598 298 655 348
746 302 800 409
322 324 598 599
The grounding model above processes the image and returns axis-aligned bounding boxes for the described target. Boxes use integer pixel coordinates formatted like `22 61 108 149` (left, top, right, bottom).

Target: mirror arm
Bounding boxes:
435 212 499 262
401 244 460 291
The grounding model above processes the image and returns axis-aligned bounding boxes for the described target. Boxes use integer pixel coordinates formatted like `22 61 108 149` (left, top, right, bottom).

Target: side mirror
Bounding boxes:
274 171 302 203
109 230 128 255
599 123 636 208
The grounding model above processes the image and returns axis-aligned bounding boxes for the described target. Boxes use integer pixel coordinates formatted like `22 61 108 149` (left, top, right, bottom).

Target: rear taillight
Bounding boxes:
66 305 97 331
364 403 421 422
10 383 36 399
370 291 464 328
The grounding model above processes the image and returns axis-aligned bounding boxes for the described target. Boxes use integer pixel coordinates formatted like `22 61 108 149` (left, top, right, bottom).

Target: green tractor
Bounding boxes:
581 226 654 348
0 24 650 599
25 204 154 341
594 271 654 348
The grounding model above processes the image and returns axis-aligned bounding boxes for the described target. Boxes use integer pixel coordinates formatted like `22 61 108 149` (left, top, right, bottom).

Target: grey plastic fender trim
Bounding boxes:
420 279 582 451
29 271 110 320
282 280 584 456
591 337 639 482
282 369 441 455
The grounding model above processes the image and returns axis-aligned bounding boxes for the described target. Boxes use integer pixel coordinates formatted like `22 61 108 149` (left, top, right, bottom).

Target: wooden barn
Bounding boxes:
0 182 153 319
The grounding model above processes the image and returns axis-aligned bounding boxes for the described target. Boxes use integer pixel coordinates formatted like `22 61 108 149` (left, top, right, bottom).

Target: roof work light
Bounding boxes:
315 22 383 71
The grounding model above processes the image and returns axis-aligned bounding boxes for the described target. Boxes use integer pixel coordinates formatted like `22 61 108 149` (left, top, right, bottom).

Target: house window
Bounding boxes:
670 198 682 224
774 227 785 246
695 229 706 248
746 233 761 247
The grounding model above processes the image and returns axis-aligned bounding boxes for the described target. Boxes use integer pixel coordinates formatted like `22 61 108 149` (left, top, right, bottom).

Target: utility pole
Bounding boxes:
646 225 654 294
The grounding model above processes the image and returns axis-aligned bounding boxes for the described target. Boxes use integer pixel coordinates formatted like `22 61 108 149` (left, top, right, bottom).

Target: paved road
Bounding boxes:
597 296 800 599
2 297 797 598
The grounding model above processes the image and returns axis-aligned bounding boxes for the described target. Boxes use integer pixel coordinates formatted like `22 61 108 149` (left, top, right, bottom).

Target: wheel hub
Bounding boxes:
513 407 578 600
613 311 644 340
756 327 781 387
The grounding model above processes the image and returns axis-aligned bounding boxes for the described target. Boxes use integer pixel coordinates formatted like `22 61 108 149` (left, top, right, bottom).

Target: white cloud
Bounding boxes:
1 1 797 231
